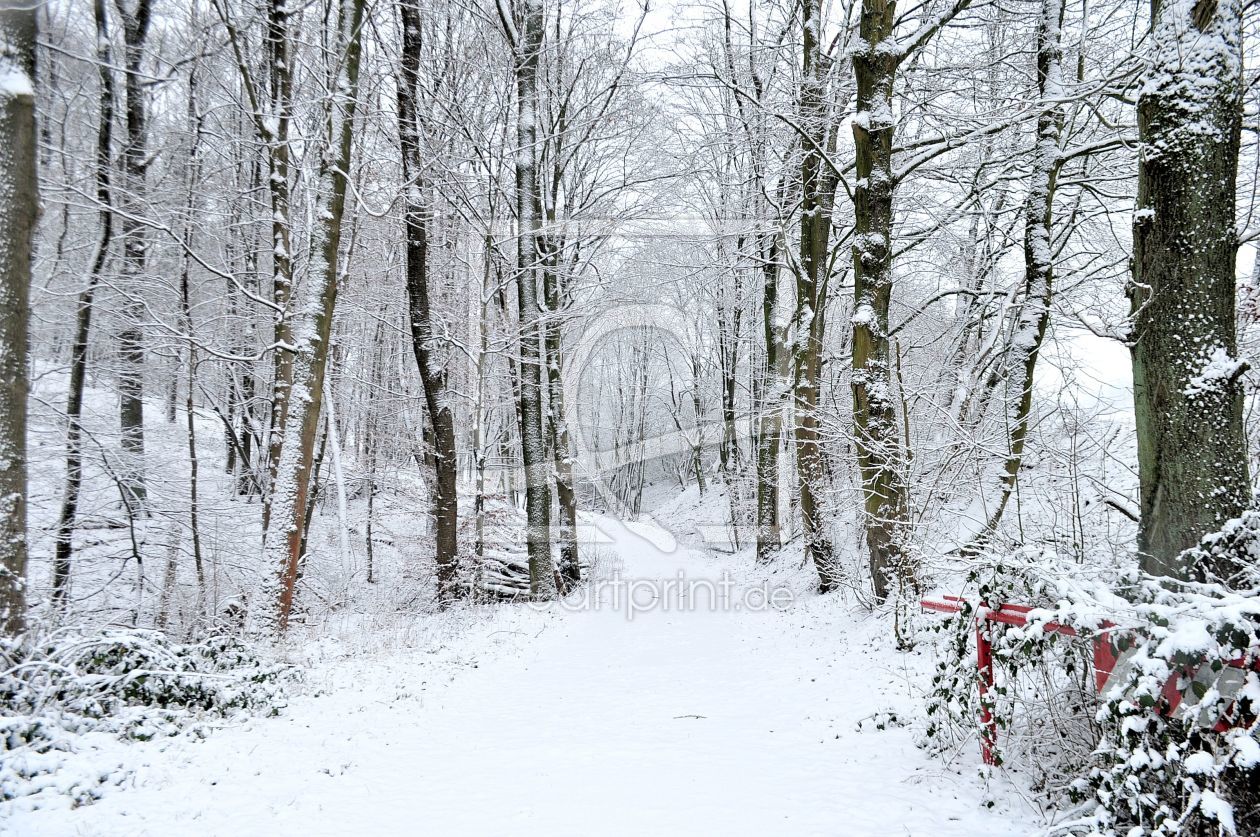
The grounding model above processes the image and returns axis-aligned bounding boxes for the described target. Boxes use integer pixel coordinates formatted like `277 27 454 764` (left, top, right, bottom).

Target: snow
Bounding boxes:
1182 751 1215 774
1198 789 1236 831
1184 346 1246 398
0 60 33 99
7 512 1037 835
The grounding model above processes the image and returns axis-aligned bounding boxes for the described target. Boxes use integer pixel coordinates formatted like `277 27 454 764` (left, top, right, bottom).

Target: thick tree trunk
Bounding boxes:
851 0 912 602
264 0 367 632
0 4 36 636
53 0 116 612
506 0 557 599
114 0 153 517
795 0 839 591
1131 0 1250 581
397 2 459 603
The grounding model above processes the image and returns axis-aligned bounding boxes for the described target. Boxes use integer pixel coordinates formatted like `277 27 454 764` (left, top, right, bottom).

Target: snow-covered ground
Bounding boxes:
7 512 1039 836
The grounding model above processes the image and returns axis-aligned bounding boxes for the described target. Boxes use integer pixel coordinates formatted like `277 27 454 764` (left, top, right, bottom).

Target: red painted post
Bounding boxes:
1092 634 1116 692
975 615 997 765
920 595 1249 763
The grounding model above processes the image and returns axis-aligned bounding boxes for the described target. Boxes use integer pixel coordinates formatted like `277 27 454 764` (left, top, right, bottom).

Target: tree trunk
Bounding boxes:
261 0 296 530
1131 0 1250 581
179 68 206 618
543 247 579 590
53 0 116 612
297 416 328 572
756 232 787 563
796 0 840 591
114 0 153 517
969 0 1064 550
716 286 742 476
690 351 708 496
365 449 378 585
0 4 36 636
505 0 557 599
851 0 912 602
397 2 459 603
474 236 493 559
264 0 367 632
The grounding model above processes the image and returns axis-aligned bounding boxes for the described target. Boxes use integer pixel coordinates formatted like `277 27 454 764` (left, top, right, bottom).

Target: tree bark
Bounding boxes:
1131 0 1250 580
716 283 742 476
503 0 558 599
0 4 36 636
397 0 459 603
756 232 787 564
261 0 296 530
264 0 367 632
53 0 116 612
851 0 913 602
113 0 153 516
795 0 840 591
543 253 579 589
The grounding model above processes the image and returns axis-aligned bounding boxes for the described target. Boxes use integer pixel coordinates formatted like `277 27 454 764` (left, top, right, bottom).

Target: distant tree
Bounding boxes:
113 0 154 516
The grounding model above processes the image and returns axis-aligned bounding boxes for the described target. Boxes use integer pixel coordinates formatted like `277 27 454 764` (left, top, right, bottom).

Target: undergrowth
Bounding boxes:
1 628 298 809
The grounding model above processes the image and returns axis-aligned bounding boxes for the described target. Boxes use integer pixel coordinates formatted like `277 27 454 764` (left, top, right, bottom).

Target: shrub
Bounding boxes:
0 628 298 806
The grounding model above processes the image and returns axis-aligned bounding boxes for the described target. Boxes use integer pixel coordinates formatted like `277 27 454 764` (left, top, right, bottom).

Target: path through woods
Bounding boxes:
13 515 1037 836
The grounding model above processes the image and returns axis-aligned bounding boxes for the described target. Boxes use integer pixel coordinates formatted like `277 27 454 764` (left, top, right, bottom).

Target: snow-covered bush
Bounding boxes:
921 554 1100 793
921 520 1260 835
1077 516 1260 837
1 628 298 806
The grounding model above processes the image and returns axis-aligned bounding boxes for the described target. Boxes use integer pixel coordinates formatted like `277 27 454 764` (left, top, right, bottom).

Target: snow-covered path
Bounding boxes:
11 515 1038 836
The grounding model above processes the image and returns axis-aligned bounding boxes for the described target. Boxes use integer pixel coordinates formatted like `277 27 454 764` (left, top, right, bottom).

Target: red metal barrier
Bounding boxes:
922 595 1116 765
922 595 1256 766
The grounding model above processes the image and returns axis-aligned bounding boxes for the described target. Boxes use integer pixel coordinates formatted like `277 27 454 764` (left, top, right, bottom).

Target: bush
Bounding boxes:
920 531 1260 836
1083 577 1259 835
0 628 298 807
920 554 1101 794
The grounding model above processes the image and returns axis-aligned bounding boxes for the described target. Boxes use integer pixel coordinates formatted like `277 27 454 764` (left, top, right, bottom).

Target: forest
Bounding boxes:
1 0 1258 833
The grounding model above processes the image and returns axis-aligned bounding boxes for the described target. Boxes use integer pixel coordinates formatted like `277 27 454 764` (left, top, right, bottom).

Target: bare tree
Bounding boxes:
795 0 841 590
52 0 117 612
397 0 459 603
850 0 971 601
967 0 1065 549
499 0 558 599
113 0 154 516
265 0 368 631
